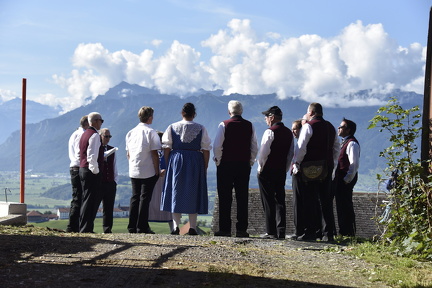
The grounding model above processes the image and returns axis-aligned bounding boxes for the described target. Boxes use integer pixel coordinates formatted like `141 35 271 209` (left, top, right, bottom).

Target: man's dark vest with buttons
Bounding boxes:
303 116 336 168
263 122 293 170
337 136 359 177
221 115 253 163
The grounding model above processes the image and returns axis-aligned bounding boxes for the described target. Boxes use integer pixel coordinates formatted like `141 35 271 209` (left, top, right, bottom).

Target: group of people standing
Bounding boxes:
68 113 118 233
125 104 210 235
214 101 360 241
67 100 360 240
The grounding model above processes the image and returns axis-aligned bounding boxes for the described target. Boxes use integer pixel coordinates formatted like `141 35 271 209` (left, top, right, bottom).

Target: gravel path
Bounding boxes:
0 227 389 288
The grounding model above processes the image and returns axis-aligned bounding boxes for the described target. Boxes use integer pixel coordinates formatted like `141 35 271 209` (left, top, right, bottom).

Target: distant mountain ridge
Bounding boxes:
0 82 423 191
0 98 60 144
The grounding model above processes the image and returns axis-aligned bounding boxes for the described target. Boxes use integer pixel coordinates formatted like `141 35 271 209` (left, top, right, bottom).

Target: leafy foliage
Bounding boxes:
368 97 432 260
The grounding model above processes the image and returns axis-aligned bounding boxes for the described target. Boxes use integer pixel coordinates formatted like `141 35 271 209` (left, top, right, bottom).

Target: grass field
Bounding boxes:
1 172 70 208
32 218 212 234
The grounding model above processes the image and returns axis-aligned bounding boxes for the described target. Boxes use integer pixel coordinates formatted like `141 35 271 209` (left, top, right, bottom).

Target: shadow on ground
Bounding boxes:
0 233 356 288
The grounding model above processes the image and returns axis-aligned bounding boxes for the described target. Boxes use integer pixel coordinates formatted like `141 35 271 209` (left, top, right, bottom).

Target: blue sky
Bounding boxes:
0 0 430 112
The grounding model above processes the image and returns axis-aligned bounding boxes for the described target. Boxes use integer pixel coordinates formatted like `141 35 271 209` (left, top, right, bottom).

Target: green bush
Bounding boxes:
368 97 432 260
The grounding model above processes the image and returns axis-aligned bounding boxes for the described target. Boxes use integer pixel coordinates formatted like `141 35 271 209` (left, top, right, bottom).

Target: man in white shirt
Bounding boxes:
293 103 340 242
79 112 104 233
213 100 258 238
257 106 294 240
334 118 360 236
66 115 88 233
126 106 161 234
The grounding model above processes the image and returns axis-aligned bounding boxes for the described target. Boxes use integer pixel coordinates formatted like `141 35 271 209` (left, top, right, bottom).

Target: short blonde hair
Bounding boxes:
138 106 154 123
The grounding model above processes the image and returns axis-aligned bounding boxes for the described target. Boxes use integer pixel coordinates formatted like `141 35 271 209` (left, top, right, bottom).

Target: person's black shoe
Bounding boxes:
186 228 198 235
277 233 286 240
171 227 180 235
286 234 298 240
296 234 316 241
260 233 276 239
138 229 155 234
214 230 231 237
235 231 249 238
321 235 335 242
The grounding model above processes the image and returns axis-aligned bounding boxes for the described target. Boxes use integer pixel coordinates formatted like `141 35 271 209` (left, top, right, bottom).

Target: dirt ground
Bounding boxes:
0 226 389 288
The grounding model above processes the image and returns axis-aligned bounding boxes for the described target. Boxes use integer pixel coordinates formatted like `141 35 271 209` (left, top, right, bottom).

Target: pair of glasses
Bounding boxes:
97 119 104 123
104 135 112 138
338 126 346 129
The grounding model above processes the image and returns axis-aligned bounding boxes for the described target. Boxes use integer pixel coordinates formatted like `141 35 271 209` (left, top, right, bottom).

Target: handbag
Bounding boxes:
301 160 328 182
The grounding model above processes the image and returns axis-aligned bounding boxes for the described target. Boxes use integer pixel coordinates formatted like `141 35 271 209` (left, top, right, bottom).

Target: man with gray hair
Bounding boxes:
79 112 104 233
213 100 258 237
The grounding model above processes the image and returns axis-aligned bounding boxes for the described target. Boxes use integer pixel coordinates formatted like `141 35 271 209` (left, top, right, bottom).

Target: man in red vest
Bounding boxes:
293 103 340 242
257 106 293 240
79 112 104 233
213 100 258 237
334 118 360 236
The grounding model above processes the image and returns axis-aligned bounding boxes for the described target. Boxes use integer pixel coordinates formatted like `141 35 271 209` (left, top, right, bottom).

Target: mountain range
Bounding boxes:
0 82 424 191
0 98 61 144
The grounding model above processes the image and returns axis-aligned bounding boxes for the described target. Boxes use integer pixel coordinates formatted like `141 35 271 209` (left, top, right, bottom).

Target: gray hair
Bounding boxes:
99 128 110 136
88 112 102 126
228 100 243 115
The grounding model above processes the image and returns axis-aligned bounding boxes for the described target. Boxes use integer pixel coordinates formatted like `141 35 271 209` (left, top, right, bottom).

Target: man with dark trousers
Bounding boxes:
213 100 258 237
257 106 293 239
67 115 88 232
334 118 360 236
293 103 340 241
97 128 118 233
79 112 104 233
289 119 306 239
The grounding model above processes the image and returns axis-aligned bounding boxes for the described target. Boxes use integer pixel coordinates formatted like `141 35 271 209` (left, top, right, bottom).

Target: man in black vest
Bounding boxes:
213 100 258 237
293 103 340 241
257 106 293 240
79 112 104 233
334 118 360 236
97 128 118 233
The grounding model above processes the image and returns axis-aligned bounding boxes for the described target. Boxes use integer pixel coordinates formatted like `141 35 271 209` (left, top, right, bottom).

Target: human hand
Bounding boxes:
292 163 300 174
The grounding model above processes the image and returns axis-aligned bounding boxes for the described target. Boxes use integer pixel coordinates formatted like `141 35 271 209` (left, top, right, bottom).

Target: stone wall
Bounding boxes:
211 188 387 239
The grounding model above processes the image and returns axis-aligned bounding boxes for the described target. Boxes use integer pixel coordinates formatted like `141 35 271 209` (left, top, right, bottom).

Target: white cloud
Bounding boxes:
151 39 163 47
50 19 425 112
0 89 17 103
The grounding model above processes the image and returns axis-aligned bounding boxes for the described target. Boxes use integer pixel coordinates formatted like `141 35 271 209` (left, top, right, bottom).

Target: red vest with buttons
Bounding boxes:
303 117 336 168
337 136 359 177
263 122 293 170
221 115 253 163
79 127 104 171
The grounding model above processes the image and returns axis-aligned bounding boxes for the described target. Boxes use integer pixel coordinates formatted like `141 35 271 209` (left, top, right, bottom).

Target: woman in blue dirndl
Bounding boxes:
161 103 211 235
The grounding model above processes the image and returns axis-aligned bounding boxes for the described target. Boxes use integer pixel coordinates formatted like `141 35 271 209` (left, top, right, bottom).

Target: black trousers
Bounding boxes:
257 169 287 237
216 161 251 233
97 181 117 233
128 175 159 233
301 171 335 239
334 173 357 236
79 167 101 233
291 173 306 236
68 167 83 232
